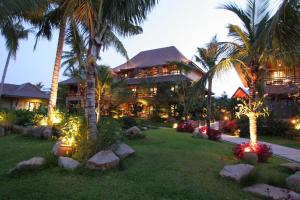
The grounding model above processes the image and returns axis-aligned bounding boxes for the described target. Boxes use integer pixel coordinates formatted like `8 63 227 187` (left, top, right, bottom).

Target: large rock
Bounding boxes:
0 127 5 136
87 150 120 170
287 171 300 193
244 184 300 200
125 126 144 139
9 156 46 174
52 141 62 156
31 126 53 139
219 164 254 182
280 162 300 172
12 125 31 135
112 143 135 160
58 157 80 170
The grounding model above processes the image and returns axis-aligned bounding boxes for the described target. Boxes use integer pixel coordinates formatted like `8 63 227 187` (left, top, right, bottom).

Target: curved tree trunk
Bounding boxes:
0 51 12 102
85 40 100 140
248 112 257 146
47 21 66 125
206 78 212 133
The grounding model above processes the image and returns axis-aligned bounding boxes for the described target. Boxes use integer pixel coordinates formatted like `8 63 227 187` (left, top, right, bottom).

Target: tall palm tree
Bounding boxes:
213 0 299 145
64 0 157 139
0 20 29 99
194 36 226 133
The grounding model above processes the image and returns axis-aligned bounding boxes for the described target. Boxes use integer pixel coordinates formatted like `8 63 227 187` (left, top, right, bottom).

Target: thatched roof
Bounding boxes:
113 46 204 73
2 83 49 99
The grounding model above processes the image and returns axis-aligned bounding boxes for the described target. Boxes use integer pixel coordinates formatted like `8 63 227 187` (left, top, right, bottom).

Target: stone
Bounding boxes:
58 157 80 170
52 141 62 156
219 164 254 182
9 157 46 174
287 171 300 193
0 127 5 136
280 162 300 172
12 125 31 135
42 127 53 138
87 150 120 170
31 126 53 139
243 184 300 200
112 143 135 160
125 126 144 139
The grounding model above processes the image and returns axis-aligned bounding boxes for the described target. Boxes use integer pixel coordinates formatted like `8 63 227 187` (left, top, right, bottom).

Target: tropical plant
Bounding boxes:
0 20 29 99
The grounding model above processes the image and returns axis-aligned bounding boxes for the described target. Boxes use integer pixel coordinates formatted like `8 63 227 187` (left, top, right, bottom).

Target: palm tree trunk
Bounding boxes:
248 112 257 146
47 21 66 125
0 51 12 102
85 40 100 140
206 78 212 132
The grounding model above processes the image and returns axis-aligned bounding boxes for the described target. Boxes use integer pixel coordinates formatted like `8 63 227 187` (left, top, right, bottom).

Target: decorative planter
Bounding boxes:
57 145 73 157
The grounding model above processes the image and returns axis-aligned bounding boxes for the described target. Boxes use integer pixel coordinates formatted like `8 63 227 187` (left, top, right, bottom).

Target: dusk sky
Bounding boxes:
0 0 250 96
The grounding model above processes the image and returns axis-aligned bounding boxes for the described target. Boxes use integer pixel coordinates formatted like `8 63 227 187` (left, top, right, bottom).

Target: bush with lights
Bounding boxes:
233 142 273 162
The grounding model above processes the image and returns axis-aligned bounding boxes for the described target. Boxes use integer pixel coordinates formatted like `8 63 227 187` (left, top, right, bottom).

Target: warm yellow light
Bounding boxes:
291 119 297 124
224 116 229 121
61 137 74 147
40 118 48 126
172 123 178 129
295 123 300 130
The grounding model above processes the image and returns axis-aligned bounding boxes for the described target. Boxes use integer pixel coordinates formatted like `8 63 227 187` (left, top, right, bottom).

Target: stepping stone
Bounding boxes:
58 157 80 170
243 184 300 200
219 164 254 182
280 162 300 172
112 143 135 160
287 171 300 193
9 157 46 174
87 150 120 170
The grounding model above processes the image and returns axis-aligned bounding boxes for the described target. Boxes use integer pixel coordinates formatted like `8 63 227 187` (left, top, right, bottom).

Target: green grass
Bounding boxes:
0 129 292 200
259 135 300 149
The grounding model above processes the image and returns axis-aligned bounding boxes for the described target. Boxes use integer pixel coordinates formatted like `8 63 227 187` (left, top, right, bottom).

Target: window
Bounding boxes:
162 68 168 74
69 85 78 94
171 85 178 92
273 71 284 78
150 87 157 95
170 70 180 75
28 102 41 111
124 73 128 78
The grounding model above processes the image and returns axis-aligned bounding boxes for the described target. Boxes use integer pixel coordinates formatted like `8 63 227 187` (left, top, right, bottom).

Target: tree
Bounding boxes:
67 0 157 139
0 20 29 100
193 36 226 133
214 0 299 145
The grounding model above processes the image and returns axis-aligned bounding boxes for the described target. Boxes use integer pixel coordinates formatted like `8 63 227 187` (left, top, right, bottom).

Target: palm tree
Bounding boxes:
65 0 157 139
213 0 299 145
0 20 29 100
193 35 226 133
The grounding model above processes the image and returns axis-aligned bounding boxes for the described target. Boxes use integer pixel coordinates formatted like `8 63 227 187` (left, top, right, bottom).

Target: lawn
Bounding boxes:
0 129 292 200
259 135 300 149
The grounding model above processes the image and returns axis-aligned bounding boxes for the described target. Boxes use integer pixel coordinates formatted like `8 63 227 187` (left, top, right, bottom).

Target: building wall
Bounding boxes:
0 97 47 110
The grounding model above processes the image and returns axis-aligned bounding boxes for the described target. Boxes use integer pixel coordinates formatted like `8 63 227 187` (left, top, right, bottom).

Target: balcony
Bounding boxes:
265 76 300 86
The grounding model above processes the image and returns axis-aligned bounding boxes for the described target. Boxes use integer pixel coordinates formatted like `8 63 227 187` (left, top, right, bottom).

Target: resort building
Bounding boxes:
235 63 300 118
0 83 49 110
60 46 205 118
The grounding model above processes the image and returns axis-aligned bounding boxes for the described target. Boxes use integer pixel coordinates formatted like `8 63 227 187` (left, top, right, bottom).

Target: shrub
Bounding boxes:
233 142 273 162
121 117 137 129
176 122 194 133
97 117 122 149
222 120 237 134
207 128 222 141
14 109 34 126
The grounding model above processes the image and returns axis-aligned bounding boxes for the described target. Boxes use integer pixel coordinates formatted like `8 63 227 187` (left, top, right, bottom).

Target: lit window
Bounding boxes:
131 88 137 93
124 73 128 78
162 68 168 74
150 87 157 95
273 71 284 78
171 70 180 75
171 85 178 92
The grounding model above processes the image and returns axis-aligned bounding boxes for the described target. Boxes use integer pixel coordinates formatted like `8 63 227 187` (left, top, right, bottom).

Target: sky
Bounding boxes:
0 0 248 97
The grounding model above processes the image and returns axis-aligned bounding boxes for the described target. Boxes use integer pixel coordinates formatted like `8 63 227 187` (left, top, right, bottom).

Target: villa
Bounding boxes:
60 46 205 117
235 62 300 118
0 83 49 110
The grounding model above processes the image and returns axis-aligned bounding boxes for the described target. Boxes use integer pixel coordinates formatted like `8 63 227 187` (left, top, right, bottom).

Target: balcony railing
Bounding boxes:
265 76 300 86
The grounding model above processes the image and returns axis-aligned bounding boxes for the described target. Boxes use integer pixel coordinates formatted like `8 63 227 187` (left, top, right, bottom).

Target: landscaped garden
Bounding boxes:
0 128 294 200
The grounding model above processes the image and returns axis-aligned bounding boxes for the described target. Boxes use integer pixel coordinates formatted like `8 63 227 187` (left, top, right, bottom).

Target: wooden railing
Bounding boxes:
265 76 300 86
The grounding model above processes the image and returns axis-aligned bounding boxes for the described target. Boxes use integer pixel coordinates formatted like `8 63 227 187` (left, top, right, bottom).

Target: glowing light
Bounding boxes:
291 119 297 124
224 116 229 121
40 118 48 126
295 123 300 130
172 123 178 129
53 116 61 124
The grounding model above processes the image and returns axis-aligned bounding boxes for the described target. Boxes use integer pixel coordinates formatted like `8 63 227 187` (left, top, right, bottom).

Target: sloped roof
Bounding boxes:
2 83 49 99
113 46 203 73
59 77 78 85
231 87 249 99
